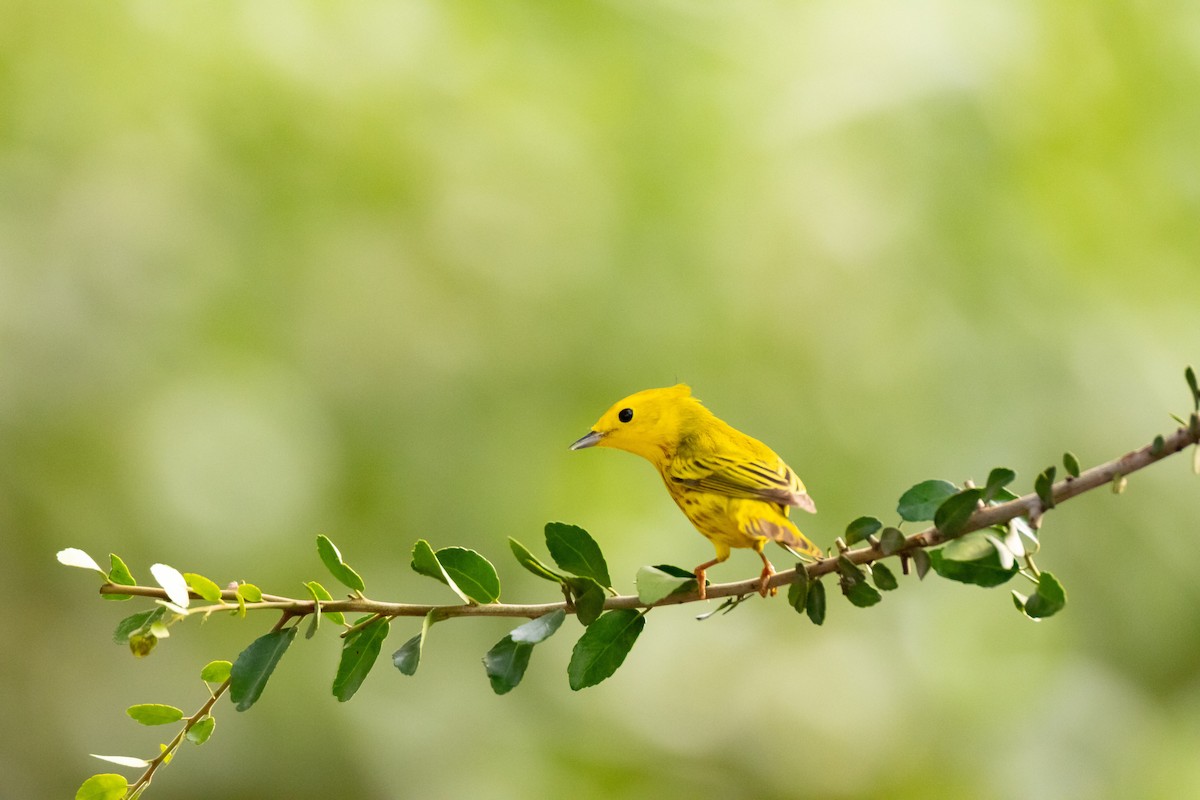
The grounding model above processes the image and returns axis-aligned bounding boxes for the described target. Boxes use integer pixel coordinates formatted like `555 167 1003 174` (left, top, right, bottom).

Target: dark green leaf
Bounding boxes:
1187 365 1200 411
1063 452 1081 478
200 660 232 683
806 580 826 625
565 576 606 626
435 547 501 604
879 527 906 556
912 549 932 580
1023 571 1067 619
787 565 810 613
102 554 135 601
392 612 436 676
871 563 898 591
934 488 984 538
844 516 882 545
842 577 882 607
1035 466 1057 510
230 627 298 711
836 556 881 607
483 636 531 695
544 522 612 588
316 535 365 593
126 704 184 726
1151 435 1165 456
983 468 1016 503
989 486 1020 503
113 608 165 645
183 572 223 604
567 609 645 690
929 532 1018 587
651 563 696 578
635 566 694 604
392 634 423 676
897 480 959 522
333 617 390 702
75 774 128 800
483 610 566 695
508 537 564 583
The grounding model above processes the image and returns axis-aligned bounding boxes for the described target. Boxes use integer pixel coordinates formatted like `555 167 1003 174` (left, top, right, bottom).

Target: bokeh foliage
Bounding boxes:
4 1 1200 798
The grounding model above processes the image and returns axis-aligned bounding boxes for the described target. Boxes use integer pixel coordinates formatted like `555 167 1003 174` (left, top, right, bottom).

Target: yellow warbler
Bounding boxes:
570 384 820 598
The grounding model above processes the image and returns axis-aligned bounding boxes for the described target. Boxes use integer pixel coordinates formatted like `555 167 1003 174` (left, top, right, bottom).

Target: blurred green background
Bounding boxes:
4 1 1200 798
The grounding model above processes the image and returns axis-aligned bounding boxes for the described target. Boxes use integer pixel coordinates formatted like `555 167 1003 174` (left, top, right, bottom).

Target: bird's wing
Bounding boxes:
666 453 816 513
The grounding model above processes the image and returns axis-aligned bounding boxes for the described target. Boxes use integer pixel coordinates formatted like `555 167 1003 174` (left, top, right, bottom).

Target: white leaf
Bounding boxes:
56 548 104 574
984 534 1015 570
150 563 190 609
90 753 151 768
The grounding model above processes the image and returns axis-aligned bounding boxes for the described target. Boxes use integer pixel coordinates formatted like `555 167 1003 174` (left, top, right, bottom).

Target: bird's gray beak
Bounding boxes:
569 430 604 451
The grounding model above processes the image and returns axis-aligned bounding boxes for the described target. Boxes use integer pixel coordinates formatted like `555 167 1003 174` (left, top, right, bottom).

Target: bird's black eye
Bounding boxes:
618 408 633 423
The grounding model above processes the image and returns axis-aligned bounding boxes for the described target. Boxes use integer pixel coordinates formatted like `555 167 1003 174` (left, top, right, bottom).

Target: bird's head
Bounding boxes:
569 384 700 464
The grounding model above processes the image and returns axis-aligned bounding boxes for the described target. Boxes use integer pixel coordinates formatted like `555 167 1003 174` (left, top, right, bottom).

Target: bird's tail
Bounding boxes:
748 514 822 560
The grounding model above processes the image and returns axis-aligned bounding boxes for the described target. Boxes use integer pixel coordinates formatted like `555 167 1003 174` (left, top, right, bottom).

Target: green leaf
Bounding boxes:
333 617 390 702
1023 571 1067 619
934 488 984 538
435 547 501 604
316 534 365 593
149 563 190 609
186 715 216 745
392 611 436 676
787 565 809 613
236 582 263 603
126 703 184 726
564 576 606 626
410 539 446 584
879 527 906 556
102 554 135 601
805 579 826 625
836 556 881 607
183 572 223 603
229 627 298 712
912 549 932 580
113 608 165 645
1063 452 1081 478
58 548 104 574
75 774 129 800
871 563 898 591
1187 365 1200 411
635 566 694 604
483 610 566 695
567 609 645 690
303 580 345 626
844 516 882 545
1151 434 1165 456
929 532 1019 587
508 538 565 583
1035 466 1057 510
897 480 959 522
544 522 612 588
200 660 232 684
982 468 1016 503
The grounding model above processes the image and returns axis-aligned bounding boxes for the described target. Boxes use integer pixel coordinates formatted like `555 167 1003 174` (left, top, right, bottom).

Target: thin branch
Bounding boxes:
101 421 1199 618
125 612 294 795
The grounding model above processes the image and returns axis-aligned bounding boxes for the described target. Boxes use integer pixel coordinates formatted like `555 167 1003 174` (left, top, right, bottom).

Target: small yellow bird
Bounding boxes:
570 384 821 599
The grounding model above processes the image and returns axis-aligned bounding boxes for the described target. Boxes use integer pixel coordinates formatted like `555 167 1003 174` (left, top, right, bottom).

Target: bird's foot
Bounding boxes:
694 567 708 600
758 562 776 597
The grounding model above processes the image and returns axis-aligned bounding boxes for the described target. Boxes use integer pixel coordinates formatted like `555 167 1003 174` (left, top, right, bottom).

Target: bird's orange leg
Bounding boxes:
692 558 721 600
755 546 776 597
